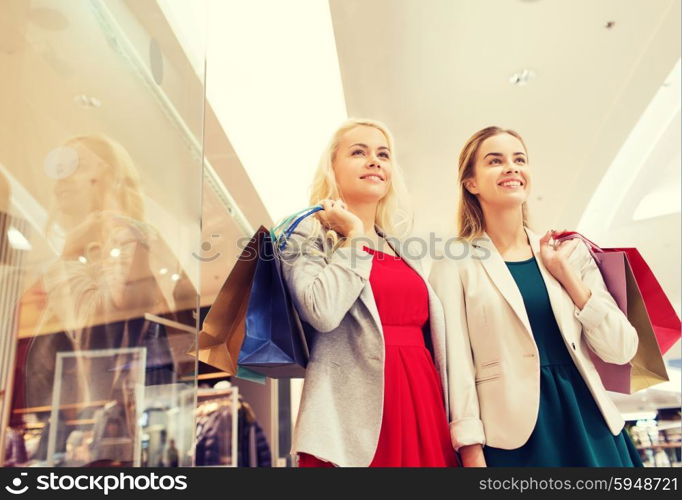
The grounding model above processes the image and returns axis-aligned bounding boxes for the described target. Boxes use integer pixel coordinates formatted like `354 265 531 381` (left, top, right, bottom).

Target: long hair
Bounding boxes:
46 134 145 236
68 134 144 220
457 126 529 239
307 118 411 244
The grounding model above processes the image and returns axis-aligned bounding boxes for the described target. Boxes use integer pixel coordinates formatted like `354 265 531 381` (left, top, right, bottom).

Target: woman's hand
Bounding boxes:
459 444 487 467
316 199 364 237
539 230 591 309
538 230 580 282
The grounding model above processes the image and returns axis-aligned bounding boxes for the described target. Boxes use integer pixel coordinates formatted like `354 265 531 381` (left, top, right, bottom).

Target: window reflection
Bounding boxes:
0 0 208 468
11 135 197 466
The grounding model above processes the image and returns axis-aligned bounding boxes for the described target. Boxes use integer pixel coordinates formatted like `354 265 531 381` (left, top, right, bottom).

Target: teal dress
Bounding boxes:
483 257 642 467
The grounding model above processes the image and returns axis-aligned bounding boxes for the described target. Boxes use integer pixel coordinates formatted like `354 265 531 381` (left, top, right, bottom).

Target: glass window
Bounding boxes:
0 0 204 467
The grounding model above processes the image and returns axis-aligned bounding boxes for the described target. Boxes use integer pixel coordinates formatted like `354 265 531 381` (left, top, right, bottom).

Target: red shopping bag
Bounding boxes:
556 232 673 393
605 247 680 355
557 232 680 355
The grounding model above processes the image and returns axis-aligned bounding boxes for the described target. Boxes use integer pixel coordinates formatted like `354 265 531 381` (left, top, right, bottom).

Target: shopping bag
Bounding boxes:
237 206 322 378
608 247 681 355
187 227 267 375
556 232 671 393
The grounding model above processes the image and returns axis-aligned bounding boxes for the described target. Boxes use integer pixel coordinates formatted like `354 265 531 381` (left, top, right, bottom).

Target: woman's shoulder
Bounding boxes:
283 216 328 247
428 236 477 277
436 236 479 260
279 215 330 261
289 215 321 237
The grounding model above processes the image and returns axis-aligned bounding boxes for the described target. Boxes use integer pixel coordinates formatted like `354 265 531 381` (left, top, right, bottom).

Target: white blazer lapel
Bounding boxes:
475 233 533 339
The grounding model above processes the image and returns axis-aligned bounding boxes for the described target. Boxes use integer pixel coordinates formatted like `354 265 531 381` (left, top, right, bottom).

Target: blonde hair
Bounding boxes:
46 134 145 235
457 126 529 240
307 118 411 244
67 134 145 220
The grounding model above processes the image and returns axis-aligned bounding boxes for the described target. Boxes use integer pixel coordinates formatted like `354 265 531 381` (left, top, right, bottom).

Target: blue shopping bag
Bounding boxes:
238 206 322 378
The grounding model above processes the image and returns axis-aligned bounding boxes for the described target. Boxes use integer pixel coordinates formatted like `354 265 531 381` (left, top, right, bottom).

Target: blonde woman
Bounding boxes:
281 119 457 467
430 126 642 467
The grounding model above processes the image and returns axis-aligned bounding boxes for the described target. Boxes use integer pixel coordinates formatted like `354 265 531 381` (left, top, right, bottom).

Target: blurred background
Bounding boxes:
0 0 679 467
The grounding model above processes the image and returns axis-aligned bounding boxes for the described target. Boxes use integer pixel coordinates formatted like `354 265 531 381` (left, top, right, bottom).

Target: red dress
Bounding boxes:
299 247 457 467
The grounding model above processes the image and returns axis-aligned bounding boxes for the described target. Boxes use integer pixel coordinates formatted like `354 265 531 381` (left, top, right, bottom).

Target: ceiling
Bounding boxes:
328 0 681 409
330 0 679 257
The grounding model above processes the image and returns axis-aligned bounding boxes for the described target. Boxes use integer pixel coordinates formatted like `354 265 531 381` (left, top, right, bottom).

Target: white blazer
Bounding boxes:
429 228 638 451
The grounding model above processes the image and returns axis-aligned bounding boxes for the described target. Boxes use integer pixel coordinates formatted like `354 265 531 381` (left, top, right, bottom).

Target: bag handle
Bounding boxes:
270 205 320 241
554 231 603 261
277 205 324 250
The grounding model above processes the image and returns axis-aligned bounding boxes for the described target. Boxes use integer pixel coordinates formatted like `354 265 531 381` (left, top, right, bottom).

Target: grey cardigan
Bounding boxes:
280 217 450 467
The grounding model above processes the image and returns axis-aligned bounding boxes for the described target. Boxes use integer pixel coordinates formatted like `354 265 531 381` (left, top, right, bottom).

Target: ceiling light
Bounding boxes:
73 94 102 108
7 226 32 251
509 69 536 86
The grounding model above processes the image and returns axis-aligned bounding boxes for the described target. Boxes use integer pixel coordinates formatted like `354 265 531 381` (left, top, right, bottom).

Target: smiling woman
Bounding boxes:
280 118 458 467
308 118 411 246
429 126 642 467
457 127 531 241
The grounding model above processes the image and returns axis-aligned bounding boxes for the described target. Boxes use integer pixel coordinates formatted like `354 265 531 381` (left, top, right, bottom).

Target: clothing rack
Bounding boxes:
194 386 239 467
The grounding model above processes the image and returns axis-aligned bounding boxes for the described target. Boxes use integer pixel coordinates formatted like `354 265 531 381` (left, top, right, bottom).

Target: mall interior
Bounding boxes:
0 0 679 467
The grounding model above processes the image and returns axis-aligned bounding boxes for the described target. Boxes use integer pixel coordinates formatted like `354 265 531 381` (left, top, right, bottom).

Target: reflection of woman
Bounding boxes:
282 119 456 467
16 135 194 462
430 127 642 467
42 136 169 332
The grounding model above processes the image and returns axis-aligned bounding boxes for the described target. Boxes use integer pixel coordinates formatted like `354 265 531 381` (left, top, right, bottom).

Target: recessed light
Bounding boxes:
7 227 32 251
73 94 102 108
509 69 536 86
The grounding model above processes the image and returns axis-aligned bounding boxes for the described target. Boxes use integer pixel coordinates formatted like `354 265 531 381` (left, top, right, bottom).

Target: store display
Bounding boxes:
3 428 27 466
237 398 271 467
0 209 29 468
194 384 271 467
627 409 682 467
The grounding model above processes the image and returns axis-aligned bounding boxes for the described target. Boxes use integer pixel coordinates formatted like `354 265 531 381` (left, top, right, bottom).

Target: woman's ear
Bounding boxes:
464 179 479 195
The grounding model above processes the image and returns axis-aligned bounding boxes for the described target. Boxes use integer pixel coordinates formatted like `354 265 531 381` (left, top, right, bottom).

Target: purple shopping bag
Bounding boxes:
556 232 668 394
